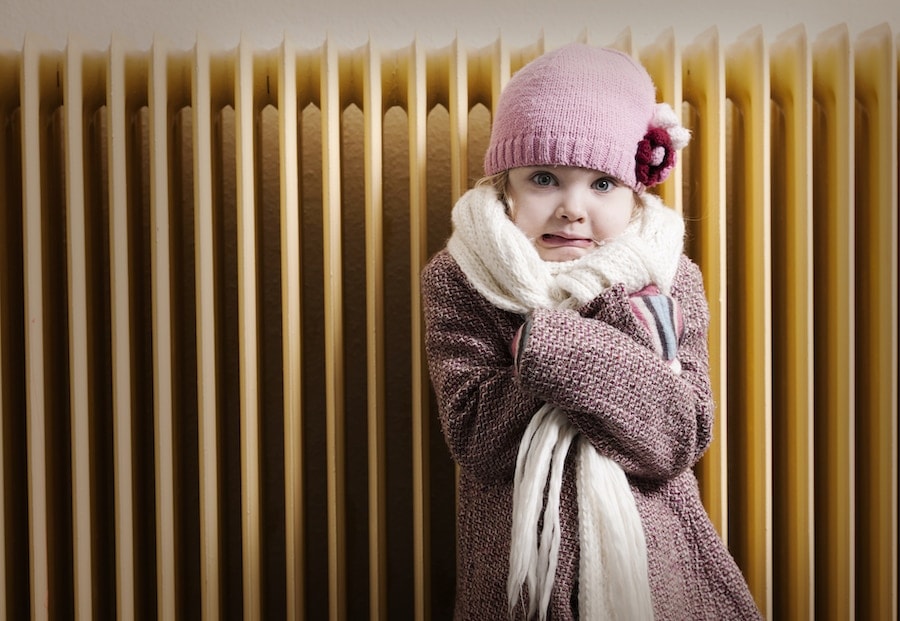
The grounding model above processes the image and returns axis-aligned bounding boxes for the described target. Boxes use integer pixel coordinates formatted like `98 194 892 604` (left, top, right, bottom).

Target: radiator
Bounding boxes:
0 23 896 621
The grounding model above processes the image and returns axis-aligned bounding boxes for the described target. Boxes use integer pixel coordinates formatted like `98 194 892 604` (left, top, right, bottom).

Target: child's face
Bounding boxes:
506 166 636 262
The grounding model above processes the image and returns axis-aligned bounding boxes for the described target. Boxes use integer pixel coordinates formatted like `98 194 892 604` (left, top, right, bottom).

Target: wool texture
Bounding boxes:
447 185 684 314
447 185 683 619
422 244 764 620
483 43 688 191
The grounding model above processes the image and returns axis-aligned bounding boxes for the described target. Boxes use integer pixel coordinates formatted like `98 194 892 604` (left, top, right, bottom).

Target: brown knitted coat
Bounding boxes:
422 249 762 620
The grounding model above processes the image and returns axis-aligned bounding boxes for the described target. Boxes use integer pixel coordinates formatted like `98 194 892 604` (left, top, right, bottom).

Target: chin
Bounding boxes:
538 248 589 262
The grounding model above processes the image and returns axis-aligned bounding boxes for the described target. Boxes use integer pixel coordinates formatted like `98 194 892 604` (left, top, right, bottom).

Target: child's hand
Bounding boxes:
629 285 683 372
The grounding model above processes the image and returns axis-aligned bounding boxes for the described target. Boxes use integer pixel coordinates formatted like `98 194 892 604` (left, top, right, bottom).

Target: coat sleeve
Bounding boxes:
421 251 544 484
515 256 715 481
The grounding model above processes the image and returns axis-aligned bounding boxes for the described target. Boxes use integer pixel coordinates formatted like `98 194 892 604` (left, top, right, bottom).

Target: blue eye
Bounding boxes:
593 177 617 192
531 172 556 186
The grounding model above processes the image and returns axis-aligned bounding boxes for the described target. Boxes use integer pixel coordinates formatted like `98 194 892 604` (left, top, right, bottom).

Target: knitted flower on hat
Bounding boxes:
635 103 692 186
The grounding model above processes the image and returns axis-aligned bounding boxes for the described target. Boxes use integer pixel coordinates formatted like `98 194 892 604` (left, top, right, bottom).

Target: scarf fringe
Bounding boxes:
508 406 577 619
578 438 655 620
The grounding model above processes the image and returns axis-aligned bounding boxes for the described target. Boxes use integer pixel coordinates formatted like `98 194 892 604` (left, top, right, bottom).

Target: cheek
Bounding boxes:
618 206 636 229
512 218 541 241
509 201 545 233
593 203 634 238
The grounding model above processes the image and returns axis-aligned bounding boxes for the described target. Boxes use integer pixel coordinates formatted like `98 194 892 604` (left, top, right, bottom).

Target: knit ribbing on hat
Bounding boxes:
483 44 657 191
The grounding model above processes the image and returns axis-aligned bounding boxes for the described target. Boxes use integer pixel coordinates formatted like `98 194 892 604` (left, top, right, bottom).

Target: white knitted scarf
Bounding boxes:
446 184 684 620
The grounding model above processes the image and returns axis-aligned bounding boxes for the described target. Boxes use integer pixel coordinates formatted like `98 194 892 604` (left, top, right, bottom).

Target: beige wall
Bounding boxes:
1 0 898 51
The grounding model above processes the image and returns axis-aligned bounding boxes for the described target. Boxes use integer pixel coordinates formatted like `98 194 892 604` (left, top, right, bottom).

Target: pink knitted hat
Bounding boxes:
483 43 688 190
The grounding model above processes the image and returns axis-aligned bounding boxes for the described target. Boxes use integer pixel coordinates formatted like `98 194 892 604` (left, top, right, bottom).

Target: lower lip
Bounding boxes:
540 234 593 248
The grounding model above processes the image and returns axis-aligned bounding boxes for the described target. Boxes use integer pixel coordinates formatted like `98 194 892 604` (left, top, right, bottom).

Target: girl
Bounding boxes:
421 44 761 620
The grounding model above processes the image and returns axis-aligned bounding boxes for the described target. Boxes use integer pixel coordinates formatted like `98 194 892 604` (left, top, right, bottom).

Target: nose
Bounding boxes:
556 190 586 222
